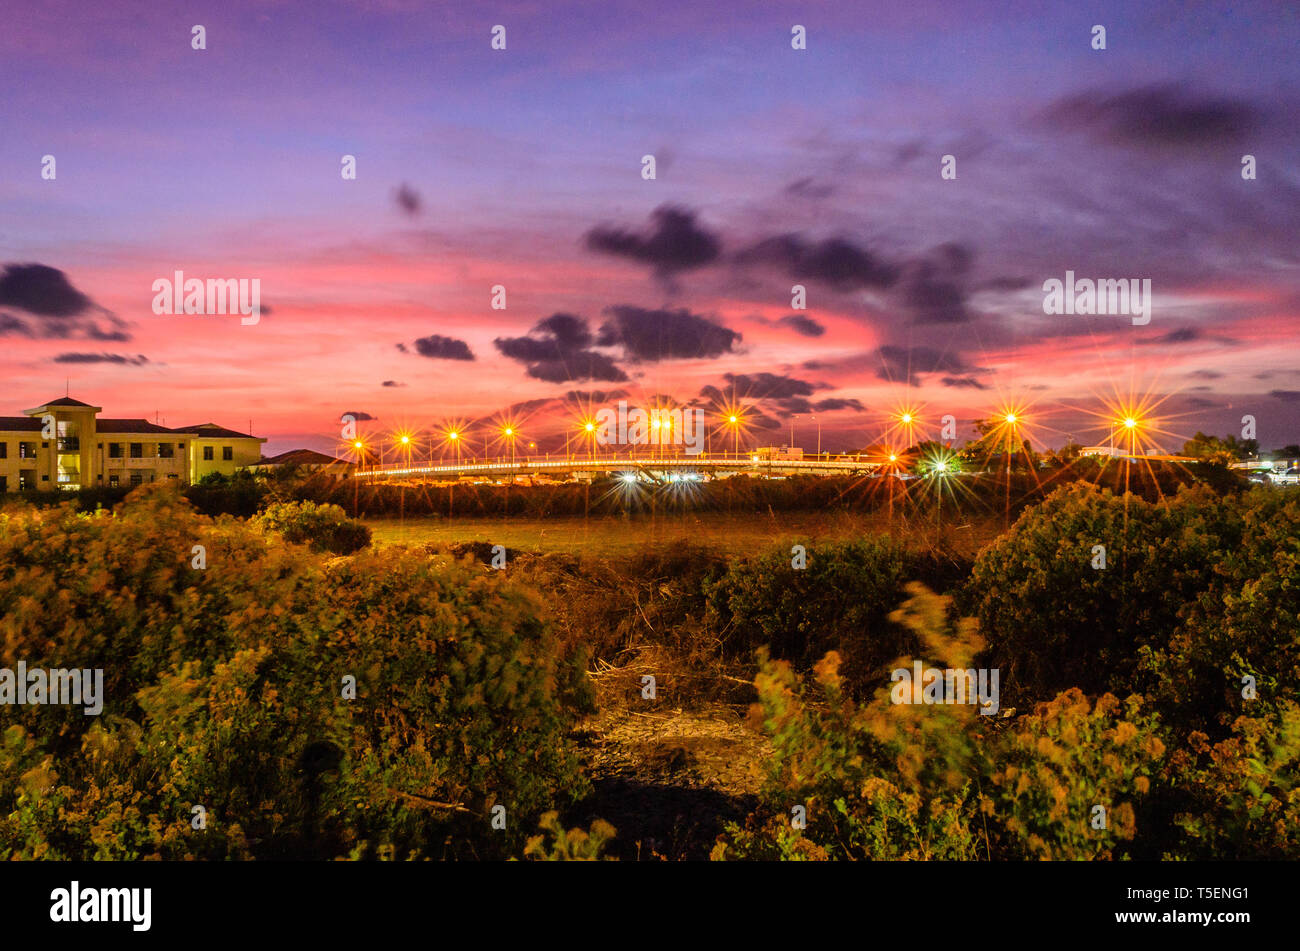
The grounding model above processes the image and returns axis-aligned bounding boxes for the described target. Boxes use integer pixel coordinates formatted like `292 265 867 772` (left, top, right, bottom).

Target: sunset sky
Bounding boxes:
2 0 1298 456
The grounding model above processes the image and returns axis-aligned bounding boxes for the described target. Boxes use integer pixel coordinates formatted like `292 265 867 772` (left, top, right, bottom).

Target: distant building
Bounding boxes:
250 449 352 474
0 396 265 492
1078 445 1196 463
754 445 804 461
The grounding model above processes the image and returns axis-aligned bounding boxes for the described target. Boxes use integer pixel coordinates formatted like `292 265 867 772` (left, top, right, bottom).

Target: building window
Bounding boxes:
109 475 119 488
129 472 143 486
222 446 233 461
19 443 32 459
129 443 143 458
0 442 6 459
109 443 123 458
0 476 6 491
158 442 174 458
203 446 214 461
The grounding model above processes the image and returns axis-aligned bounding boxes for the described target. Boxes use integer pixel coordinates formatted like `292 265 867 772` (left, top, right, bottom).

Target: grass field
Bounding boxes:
365 509 1005 557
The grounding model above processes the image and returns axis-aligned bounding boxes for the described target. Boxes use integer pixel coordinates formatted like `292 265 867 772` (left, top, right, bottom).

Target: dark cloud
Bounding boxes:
585 205 721 276
813 398 865 412
494 312 629 384
902 243 974 324
525 353 627 384
1138 327 1202 345
565 389 627 403
0 264 128 341
381 380 406 387
412 334 475 360
735 234 899 291
1271 390 1300 403
873 345 987 386
940 375 989 390
597 305 740 361
778 314 825 337
52 352 148 366
341 411 377 421
1189 369 1223 380
784 178 835 200
977 276 1033 292
0 263 92 316
716 372 817 400
1043 84 1259 149
393 183 422 216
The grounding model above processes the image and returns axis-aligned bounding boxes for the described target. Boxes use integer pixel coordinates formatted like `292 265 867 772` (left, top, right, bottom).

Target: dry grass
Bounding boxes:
365 509 1004 558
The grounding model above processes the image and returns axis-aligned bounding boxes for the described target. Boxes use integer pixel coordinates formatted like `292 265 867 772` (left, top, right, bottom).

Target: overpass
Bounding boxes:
353 452 883 483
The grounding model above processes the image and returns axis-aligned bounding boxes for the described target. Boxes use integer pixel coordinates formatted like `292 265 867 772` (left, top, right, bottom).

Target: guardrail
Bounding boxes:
353 453 882 481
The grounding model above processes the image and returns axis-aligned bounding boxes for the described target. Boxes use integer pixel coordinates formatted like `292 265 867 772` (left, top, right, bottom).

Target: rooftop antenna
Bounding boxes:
65 378 69 397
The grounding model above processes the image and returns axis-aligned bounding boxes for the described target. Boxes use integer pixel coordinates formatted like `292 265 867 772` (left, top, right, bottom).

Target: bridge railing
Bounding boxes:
352 451 881 480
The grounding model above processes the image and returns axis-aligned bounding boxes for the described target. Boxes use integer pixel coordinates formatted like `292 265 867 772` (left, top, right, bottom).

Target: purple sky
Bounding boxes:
2 0 1298 456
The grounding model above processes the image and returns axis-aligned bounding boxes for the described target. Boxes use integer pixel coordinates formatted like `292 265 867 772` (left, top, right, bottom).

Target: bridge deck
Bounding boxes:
354 454 880 480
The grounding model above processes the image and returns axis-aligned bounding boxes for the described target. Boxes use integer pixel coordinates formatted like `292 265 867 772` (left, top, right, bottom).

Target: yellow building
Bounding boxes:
0 397 265 492
172 423 267 480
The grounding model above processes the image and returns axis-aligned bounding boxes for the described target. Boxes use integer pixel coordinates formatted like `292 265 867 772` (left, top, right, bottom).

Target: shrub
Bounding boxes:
0 486 591 860
703 538 912 692
966 484 1221 703
1137 491 1300 734
1163 704 1300 860
984 689 1164 860
715 584 1168 861
521 812 617 861
713 585 987 861
253 499 371 554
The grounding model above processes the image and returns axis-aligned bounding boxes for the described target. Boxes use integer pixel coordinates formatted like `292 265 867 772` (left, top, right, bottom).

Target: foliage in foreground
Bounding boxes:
967 484 1300 735
714 584 1299 861
0 486 593 860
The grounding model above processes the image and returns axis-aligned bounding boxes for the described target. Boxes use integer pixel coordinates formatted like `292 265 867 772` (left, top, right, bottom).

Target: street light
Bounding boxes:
502 425 518 474
448 430 460 470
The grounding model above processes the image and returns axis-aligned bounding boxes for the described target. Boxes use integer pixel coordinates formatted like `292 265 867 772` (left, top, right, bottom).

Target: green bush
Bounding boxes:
704 538 912 692
1163 704 1300 860
0 486 592 860
714 585 987 861
715 585 1170 861
985 689 1164 860
1137 491 1300 734
966 484 1222 703
253 499 371 554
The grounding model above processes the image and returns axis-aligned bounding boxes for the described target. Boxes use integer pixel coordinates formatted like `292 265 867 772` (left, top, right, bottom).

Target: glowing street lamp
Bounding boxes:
501 425 518 471
1109 415 1143 455
727 413 741 457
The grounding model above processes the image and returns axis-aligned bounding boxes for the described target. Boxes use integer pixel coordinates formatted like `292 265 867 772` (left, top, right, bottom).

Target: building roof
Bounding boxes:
170 422 260 440
259 449 348 467
23 396 103 415
95 418 181 435
0 416 43 432
43 396 97 408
